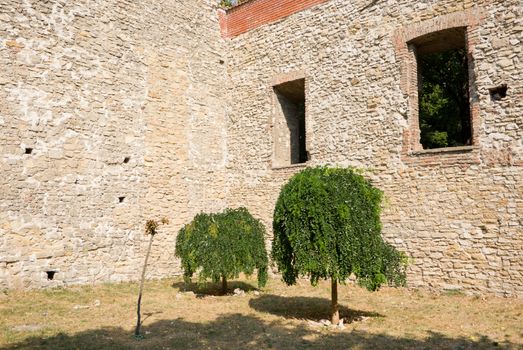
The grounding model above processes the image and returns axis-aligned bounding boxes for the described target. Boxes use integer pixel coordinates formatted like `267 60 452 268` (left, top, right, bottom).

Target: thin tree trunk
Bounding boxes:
135 234 154 337
331 278 339 325
221 275 227 295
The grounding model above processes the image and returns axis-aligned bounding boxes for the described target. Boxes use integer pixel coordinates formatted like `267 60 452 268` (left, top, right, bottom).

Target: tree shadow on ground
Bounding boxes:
2 313 515 350
171 280 258 296
249 294 382 322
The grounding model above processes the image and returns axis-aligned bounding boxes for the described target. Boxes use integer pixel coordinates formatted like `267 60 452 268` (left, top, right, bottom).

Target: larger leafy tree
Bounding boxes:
272 167 407 324
175 207 268 294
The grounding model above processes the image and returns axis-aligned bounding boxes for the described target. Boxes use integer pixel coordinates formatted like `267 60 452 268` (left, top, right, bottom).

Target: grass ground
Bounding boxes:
0 277 521 350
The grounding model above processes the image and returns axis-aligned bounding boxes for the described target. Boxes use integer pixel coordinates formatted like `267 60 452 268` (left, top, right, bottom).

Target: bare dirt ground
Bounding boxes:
1 277 521 349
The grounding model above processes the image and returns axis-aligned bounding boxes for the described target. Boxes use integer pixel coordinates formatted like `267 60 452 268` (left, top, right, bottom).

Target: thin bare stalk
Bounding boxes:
135 234 154 337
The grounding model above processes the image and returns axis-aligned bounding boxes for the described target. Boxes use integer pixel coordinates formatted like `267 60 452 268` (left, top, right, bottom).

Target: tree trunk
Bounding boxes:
331 278 339 325
135 234 154 337
221 275 227 295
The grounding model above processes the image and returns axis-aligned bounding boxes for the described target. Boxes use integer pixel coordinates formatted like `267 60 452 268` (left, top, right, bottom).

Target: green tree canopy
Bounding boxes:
272 167 406 323
175 207 268 293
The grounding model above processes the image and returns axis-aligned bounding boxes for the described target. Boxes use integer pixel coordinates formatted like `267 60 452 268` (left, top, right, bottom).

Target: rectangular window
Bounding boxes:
273 78 307 166
411 28 472 149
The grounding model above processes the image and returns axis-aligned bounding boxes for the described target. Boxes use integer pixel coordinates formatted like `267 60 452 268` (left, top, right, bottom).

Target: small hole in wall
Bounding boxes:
489 84 508 101
118 196 125 203
123 157 130 164
25 148 33 154
46 271 56 280
219 59 225 64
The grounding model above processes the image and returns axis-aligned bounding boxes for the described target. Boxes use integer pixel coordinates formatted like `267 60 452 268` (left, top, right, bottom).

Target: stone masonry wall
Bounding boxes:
1 0 521 297
224 0 522 296
0 0 228 289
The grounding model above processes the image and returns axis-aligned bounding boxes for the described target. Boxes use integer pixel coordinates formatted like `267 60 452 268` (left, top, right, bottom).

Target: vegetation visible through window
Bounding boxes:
419 48 471 149
417 34 471 149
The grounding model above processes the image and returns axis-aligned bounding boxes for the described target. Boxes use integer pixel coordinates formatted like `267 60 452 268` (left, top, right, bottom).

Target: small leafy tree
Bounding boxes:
175 207 268 294
272 167 407 324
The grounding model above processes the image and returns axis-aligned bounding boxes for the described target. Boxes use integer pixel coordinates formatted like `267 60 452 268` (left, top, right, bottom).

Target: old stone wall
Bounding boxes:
1 0 521 297
0 0 228 289
224 0 522 296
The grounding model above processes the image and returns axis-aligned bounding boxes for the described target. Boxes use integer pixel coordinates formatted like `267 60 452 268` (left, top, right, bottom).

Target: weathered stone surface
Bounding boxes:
224 0 523 297
1 0 521 298
0 0 228 289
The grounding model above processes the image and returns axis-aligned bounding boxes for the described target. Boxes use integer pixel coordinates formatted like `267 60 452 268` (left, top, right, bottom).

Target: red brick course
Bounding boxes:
219 0 328 38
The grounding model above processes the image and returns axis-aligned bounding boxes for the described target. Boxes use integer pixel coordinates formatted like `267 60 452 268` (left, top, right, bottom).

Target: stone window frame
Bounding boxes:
394 8 485 165
270 70 311 170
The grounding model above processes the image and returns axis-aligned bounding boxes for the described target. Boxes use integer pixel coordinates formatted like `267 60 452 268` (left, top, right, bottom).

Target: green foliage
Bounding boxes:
219 0 234 8
175 207 268 288
272 166 406 291
419 48 471 149
219 0 246 9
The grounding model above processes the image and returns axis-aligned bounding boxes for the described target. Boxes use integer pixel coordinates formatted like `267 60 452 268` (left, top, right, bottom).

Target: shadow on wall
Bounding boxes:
2 313 514 350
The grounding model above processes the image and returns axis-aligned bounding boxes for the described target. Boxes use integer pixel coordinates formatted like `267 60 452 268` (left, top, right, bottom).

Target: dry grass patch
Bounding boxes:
0 277 521 349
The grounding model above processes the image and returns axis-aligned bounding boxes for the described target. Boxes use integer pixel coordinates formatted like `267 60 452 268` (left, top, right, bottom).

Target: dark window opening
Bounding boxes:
273 78 307 165
46 271 56 280
25 147 33 154
489 84 507 101
413 28 472 149
123 156 130 164
118 196 125 203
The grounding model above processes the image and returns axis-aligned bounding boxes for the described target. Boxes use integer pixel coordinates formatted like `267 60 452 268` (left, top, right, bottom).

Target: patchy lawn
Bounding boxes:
0 277 521 349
